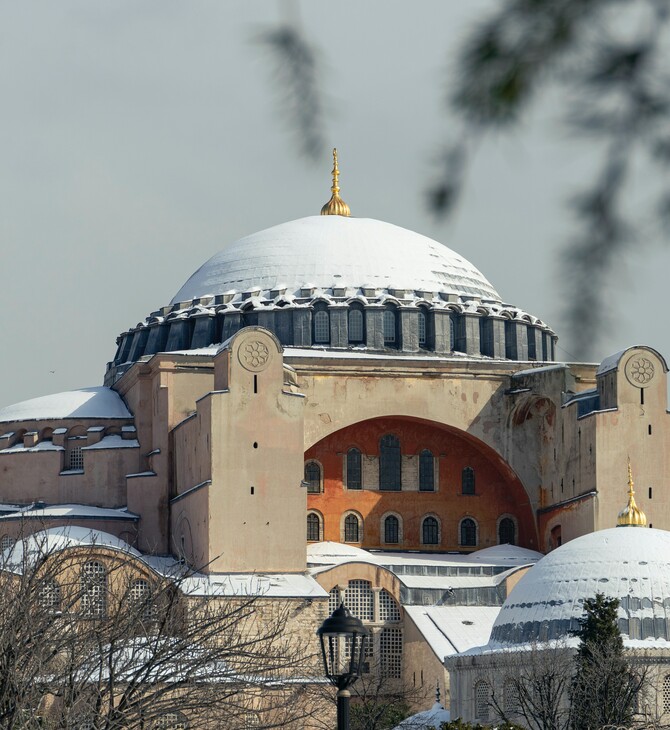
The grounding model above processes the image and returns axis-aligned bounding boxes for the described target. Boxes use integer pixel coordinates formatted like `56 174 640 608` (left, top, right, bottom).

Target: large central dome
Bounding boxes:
107 211 556 384
171 216 501 305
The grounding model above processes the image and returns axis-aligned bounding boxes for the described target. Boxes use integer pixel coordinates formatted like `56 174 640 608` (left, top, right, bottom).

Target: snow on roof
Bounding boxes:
511 363 569 379
3 527 326 598
4 526 143 568
461 544 543 564
404 605 500 659
399 571 512 591
0 504 139 521
284 347 491 362
171 216 502 305
0 387 132 423
307 542 541 570
81 435 139 450
596 346 668 376
1 441 64 454
393 702 450 729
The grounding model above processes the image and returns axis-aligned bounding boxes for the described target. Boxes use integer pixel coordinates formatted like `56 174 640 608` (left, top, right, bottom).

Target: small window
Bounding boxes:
66 440 85 471
80 560 107 618
418 310 427 347
153 714 188 730
313 308 330 344
344 514 360 543
422 516 439 545
384 515 399 544
129 578 154 621
475 680 491 721
419 449 434 491
379 434 401 491
383 308 397 345
380 627 402 679
0 535 14 552
527 325 537 360
460 518 477 547
304 461 321 493
348 308 364 343
39 579 61 614
307 512 322 541
504 677 519 715
663 674 670 714
479 317 494 357
344 579 374 621
379 589 401 622
347 448 362 490
462 466 475 495
498 517 516 545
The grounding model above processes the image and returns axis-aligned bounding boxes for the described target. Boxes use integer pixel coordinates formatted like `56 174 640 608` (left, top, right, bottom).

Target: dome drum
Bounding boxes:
106 298 557 384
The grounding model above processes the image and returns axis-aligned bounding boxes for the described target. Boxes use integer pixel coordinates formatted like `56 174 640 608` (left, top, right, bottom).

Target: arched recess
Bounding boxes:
305 415 539 551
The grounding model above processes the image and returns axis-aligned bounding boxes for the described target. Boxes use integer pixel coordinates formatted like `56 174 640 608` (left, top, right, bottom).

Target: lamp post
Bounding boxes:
317 602 370 730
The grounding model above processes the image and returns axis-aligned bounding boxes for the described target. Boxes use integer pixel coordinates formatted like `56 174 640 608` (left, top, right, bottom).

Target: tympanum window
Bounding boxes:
419 449 434 491
498 517 516 545
347 448 362 489
304 461 321 493
460 518 477 547
379 434 401 491
462 467 475 495
344 514 360 543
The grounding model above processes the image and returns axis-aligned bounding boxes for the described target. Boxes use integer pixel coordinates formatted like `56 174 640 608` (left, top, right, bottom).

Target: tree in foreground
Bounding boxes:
0 526 325 729
569 593 644 730
486 642 573 730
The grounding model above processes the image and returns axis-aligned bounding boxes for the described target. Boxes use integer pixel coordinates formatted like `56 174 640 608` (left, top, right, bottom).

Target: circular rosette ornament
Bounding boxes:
238 339 271 372
625 356 655 387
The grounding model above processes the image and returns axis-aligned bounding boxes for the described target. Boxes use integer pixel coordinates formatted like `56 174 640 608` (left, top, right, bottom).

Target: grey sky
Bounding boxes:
2 1 669 409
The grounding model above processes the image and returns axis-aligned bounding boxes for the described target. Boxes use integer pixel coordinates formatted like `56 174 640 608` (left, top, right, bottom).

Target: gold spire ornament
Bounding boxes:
320 148 351 217
617 458 647 527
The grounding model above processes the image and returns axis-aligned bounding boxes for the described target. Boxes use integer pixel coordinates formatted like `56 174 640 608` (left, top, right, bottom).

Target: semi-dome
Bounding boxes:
490 527 670 646
107 213 557 384
171 216 501 305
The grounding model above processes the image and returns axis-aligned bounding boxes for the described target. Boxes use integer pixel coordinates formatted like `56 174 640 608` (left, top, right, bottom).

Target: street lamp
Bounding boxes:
317 602 370 730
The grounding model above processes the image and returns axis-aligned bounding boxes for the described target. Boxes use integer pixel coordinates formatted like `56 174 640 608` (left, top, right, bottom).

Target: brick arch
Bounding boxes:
306 415 538 551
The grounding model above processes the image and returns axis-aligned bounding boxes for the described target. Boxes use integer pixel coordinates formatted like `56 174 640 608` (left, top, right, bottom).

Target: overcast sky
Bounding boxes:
2 1 669 409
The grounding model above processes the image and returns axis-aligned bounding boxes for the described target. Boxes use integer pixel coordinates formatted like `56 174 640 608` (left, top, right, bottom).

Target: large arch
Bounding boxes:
305 415 538 551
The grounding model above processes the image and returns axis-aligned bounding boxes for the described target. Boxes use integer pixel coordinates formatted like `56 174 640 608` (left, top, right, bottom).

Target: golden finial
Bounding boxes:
617 457 647 527
320 148 351 217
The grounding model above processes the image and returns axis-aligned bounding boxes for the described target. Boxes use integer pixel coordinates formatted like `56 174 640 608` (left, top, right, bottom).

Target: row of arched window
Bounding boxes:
307 511 517 547
312 303 427 348
35 560 156 620
305 442 477 494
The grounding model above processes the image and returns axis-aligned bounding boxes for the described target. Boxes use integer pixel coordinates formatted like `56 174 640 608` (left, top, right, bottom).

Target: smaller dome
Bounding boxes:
491 527 670 646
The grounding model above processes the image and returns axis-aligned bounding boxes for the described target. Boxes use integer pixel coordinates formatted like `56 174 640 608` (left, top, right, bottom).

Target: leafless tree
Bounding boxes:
0 526 326 729
485 643 574 730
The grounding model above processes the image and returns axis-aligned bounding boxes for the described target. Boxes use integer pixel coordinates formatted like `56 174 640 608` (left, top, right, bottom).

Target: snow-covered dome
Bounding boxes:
107 213 558 384
171 216 501 305
0 387 132 424
490 527 670 646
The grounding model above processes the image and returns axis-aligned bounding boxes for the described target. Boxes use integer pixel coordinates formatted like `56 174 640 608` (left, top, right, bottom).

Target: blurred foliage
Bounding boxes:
431 0 670 358
255 9 325 163
258 0 670 358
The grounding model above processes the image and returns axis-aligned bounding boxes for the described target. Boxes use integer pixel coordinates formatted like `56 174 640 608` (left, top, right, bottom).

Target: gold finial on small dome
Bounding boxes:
617 457 647 527
320 148 351 217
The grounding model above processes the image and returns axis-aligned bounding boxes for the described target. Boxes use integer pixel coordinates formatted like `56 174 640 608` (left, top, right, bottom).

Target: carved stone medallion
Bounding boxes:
624 356 655 387
238 339 271 372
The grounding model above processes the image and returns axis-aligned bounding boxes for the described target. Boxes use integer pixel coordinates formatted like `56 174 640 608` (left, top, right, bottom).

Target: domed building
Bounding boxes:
448 483 670 725
1 152 670 722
